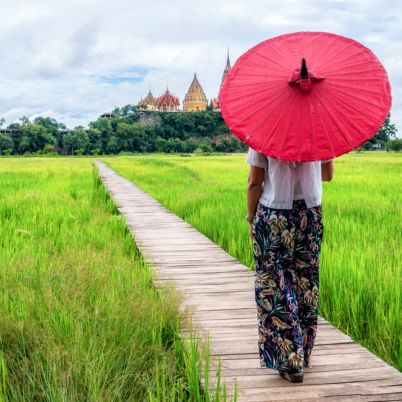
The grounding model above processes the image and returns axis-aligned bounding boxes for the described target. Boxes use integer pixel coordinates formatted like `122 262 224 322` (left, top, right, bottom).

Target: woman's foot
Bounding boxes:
279 370 304 383
304 357 313 368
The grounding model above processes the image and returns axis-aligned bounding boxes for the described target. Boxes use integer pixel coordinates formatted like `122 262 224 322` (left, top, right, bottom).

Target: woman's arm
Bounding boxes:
247 165 265 238
321 160 334 181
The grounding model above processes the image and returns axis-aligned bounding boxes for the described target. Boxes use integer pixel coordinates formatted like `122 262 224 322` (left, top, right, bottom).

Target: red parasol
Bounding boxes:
219 31 392 161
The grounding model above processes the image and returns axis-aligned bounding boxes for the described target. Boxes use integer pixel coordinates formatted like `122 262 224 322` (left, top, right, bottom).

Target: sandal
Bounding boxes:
279 370 304 383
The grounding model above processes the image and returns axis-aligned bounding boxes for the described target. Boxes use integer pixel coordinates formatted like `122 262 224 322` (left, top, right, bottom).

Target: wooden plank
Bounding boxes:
236 380 402 401
95 161 402 402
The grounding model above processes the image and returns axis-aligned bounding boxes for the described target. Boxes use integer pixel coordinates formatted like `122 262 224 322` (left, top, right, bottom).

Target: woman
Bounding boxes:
246 147 334 383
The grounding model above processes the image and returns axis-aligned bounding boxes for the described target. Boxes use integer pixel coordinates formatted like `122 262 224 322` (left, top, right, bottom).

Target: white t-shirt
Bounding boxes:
246 147 331 209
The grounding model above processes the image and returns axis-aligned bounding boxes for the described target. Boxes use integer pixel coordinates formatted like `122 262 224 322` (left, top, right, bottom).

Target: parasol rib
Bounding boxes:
307 101 318 160
248 91 299 151
323 82 390 97
275 92 301 160
264 42 299 71
312 90 355 149
220 86 283 105
323 94 382 125
253 50 294 72
310 86 336 158
322 84 390 109
313 39 357 71
225 90 292 132
323 61 383 76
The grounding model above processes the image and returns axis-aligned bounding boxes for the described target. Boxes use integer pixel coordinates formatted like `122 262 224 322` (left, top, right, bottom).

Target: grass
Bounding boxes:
101 151 402 372
0 158 233 401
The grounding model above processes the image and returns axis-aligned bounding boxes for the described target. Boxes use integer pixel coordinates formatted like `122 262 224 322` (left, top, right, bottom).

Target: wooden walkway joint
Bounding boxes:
95 160 402 401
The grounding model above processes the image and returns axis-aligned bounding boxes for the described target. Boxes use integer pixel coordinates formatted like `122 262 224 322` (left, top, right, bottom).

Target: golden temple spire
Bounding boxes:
183 73 208 112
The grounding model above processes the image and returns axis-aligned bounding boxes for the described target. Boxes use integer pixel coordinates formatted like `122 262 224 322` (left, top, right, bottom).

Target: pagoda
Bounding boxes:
183 73 208 112
155 88 180 112
138 90 157 111
210 51 232 111
220 50 232 89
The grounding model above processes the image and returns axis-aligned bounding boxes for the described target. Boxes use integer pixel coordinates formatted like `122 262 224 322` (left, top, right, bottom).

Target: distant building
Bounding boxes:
136 49 232 112
183 73 208 112
209 97 220 112
210 51 232 112
220 50 232 89
138 90 157 111
100 112 115 120
0 129 18 135
155 88 180 112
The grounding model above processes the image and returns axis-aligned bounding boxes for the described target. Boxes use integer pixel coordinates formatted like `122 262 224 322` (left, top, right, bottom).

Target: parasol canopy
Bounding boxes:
219 31 392 161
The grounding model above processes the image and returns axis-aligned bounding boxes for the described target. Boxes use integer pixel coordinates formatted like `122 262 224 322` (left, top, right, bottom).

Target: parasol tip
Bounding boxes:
300 58 309 78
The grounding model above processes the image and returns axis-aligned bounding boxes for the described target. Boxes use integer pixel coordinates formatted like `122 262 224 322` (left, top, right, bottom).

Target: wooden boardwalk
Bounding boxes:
95 161 402 401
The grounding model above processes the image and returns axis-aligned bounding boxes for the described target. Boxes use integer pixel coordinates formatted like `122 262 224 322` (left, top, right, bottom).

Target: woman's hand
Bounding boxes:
249 223 255 241
321 160 334 181
247 165 263 242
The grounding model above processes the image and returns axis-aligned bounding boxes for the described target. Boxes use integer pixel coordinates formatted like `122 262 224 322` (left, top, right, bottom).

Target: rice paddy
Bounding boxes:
0 153 400 400
101 152 402 372
0 158 228 401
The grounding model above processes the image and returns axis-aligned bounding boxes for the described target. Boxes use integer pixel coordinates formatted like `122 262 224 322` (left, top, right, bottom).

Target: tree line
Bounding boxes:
0 106 399 155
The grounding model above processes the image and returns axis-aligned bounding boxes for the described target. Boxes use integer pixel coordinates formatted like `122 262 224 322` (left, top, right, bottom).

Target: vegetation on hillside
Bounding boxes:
0 107 247 156
0 107 398 156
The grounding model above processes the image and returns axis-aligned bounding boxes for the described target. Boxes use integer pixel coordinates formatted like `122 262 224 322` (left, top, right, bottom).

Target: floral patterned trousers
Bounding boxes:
251 199 324 374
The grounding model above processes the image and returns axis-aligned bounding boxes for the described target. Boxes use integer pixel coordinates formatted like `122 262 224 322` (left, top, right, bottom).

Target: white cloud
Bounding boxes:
0 0 400 137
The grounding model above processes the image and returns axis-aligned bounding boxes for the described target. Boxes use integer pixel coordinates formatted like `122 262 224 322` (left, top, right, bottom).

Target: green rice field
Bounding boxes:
0 153 400 401
0 158 229 401
101 152 402 372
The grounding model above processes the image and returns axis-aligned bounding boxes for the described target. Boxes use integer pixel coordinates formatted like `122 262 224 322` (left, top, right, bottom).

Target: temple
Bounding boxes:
138 90 157 111
137 50 232 112
155 88 180 112
210 50 232 112
183 73 208 111
221 50 232 88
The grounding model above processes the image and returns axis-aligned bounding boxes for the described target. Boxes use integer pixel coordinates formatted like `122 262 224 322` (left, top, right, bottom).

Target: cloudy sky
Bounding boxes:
0 0 401 134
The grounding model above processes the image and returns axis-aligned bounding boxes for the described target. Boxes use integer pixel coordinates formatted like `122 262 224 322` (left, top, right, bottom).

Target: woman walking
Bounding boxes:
246 147 334 383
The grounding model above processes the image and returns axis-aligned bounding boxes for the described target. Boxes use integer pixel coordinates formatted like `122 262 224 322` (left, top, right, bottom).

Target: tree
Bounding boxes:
43 144 56 153
155 137 167 152
20 123 56 153
197 138 213 153
386 139 402 152
63 127 89 155
33 116 66 149
130 124 147 152
115 122 134 152
107 136 119 154
89 117 113 153
87 128 102 153
63 133 76 155
73 127 90 153
0 134 13 155
373 114 397 142
183 138 199 153
6 123 23 154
